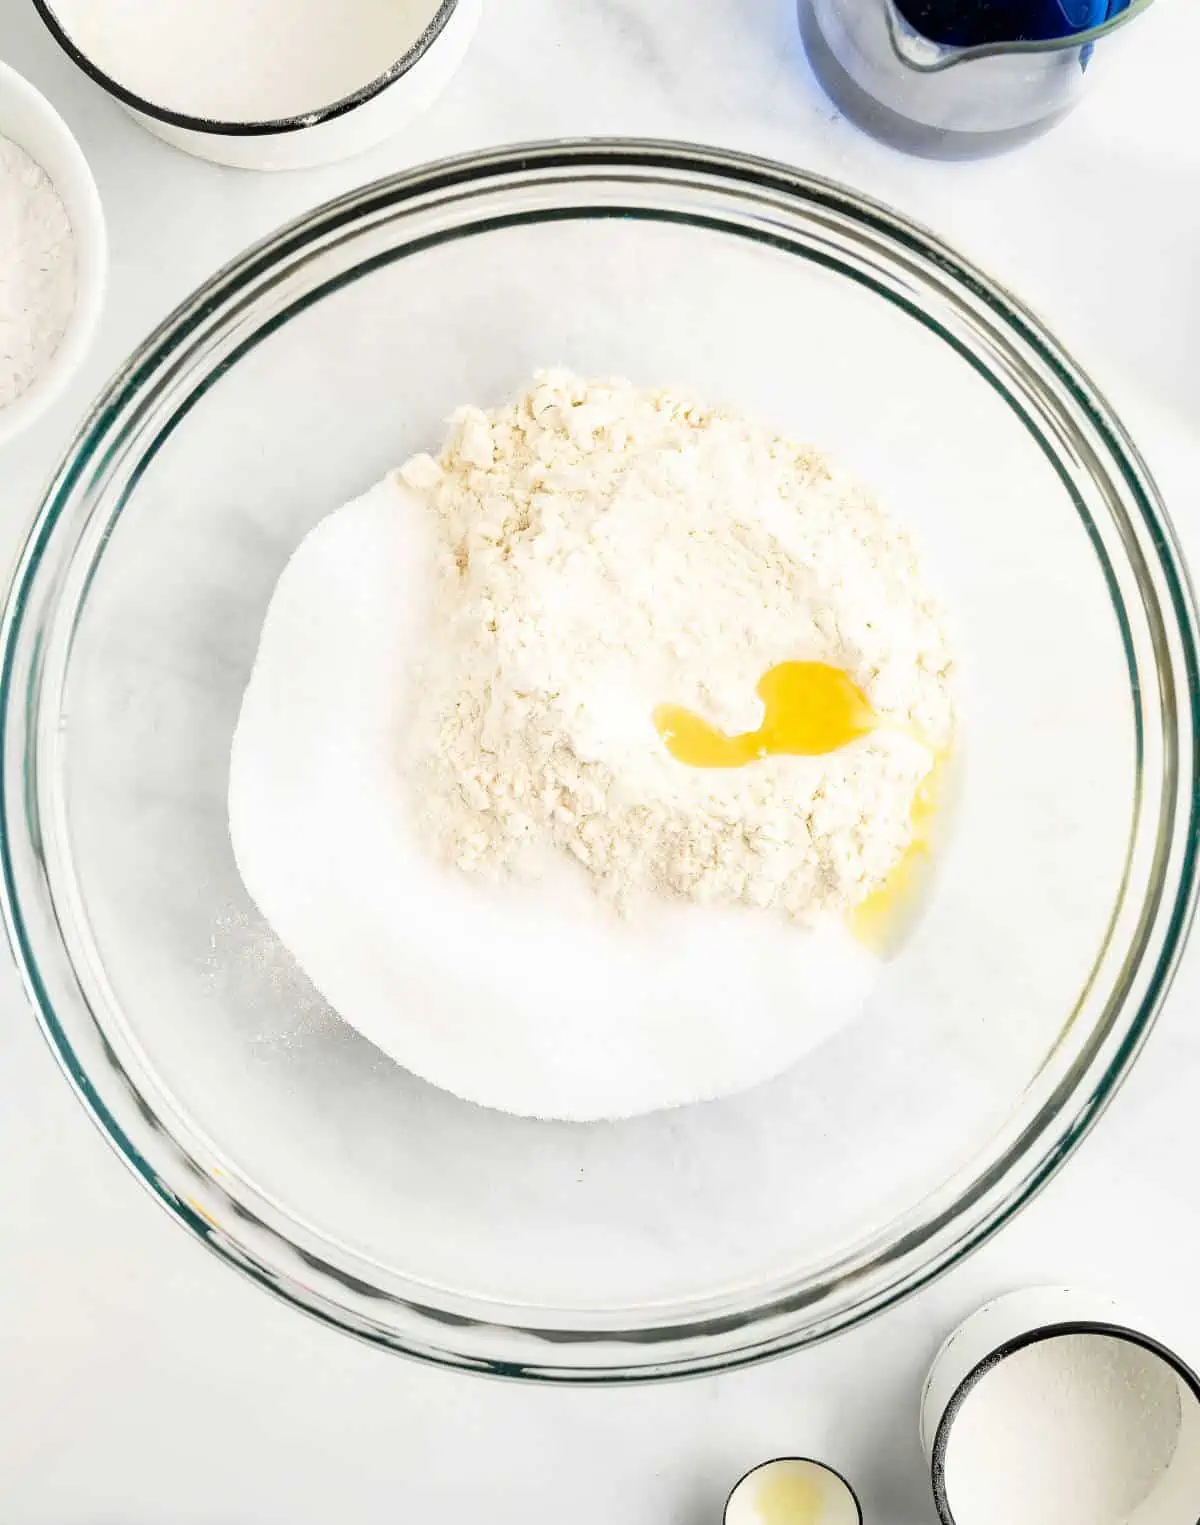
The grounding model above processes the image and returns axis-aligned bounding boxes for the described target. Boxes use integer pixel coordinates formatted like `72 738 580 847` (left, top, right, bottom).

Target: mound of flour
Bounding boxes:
401 371 953 920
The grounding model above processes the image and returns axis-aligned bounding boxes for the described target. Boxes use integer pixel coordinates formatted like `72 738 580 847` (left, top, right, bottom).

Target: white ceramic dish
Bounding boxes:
725 1459 863 1525
921 1288 1200 1525
31 0 480 171
0 59 106 449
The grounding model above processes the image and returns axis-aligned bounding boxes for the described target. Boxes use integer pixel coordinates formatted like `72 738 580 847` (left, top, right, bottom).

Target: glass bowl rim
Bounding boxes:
2 138 1197 1382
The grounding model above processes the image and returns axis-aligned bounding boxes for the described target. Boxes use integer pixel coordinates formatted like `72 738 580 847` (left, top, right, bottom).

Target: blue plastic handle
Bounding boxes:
1058 0 1124 28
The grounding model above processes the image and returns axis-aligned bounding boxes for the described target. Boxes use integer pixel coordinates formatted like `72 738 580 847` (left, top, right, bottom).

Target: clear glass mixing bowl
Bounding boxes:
2 142 1196 1381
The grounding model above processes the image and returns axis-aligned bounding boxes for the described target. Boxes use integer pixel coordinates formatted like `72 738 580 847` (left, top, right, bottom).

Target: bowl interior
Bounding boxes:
37 0 458 125
5 149 1194 1375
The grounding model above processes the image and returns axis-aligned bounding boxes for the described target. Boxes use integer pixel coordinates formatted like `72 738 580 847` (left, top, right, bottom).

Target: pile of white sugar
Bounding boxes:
0 136 75 411
944 1333 1187 1525
401 371 953 921
229 372 953 1118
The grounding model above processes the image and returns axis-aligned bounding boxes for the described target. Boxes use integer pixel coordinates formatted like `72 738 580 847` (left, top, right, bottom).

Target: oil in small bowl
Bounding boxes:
725 1458 863 1525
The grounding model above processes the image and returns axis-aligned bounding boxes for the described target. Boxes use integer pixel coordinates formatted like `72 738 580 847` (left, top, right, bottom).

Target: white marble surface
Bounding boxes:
1 1 1198 1521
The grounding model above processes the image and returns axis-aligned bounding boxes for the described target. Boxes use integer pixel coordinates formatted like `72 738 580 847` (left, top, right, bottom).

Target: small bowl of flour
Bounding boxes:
0 59 105 448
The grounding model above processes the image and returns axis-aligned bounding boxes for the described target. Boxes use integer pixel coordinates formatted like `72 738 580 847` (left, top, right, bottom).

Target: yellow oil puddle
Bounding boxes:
654 660 949 950
654 661 874 767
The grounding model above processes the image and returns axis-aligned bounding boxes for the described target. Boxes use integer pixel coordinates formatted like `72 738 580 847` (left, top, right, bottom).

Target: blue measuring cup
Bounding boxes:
893 0 1131 47
799 0 1154 156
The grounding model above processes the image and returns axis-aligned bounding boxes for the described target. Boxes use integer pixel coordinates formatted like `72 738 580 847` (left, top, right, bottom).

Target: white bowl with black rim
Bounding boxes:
31 0 480 171
922 1290 1200 1525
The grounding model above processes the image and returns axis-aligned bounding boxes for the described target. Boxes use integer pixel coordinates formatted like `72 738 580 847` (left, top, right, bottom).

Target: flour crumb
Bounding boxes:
402 371 954 922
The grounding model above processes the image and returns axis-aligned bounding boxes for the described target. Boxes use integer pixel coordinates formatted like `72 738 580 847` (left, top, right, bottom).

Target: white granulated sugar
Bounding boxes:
944 1334 1184 1525
230 373 954 1119
0 136 75 410
229 478 878 1119
402 371 953 920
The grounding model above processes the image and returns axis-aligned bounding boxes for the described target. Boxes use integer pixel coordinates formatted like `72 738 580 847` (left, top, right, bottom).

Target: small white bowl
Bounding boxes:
922 1289 1200 1525
32 0 480 172
0 59 106 449
725 1458 863 1525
